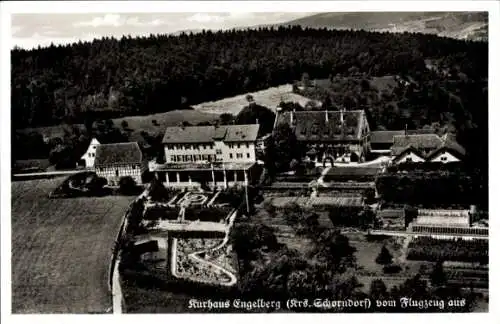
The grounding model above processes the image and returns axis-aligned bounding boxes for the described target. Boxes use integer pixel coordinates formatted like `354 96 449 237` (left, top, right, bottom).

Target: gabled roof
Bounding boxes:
392 134 444 156
94 142 142 166
275 110 365 141
391 133 466 160
162 124 260 144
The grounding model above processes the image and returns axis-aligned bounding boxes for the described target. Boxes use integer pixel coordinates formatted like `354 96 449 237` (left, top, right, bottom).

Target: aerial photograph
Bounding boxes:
6 4 492 316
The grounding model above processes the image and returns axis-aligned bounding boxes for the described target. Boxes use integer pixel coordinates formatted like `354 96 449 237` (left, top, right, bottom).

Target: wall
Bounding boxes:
393 151 425 164
222 141 256 163
81 141 99 168
164 141 256 163
164 143 215 163
430 151 461 163
96 164 143 185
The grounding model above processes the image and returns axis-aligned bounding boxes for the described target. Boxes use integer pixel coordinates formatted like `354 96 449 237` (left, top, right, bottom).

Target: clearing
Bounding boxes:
192 84 317 115
11 178 135 313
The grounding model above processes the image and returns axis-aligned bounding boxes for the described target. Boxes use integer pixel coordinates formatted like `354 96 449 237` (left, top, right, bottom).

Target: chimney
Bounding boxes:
325 110 329 122
405 124 408 136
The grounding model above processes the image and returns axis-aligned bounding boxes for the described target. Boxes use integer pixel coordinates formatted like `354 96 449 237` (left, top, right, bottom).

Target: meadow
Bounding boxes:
11 178 135 313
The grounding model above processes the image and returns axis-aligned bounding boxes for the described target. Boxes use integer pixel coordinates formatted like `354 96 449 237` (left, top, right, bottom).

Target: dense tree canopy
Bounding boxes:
11 26 486 130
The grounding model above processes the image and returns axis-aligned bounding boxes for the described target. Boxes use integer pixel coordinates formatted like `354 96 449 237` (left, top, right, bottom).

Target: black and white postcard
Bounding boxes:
1 1 498 323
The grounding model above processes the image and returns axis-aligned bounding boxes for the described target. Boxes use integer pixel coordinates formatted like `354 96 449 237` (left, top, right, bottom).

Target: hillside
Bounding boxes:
284 12 488 41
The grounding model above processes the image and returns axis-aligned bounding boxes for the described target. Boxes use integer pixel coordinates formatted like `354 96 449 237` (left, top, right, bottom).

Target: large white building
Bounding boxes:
162 124 259 164
155 124 260 188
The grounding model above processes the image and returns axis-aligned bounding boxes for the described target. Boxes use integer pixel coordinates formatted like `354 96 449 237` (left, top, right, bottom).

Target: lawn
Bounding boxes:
11 178 135 313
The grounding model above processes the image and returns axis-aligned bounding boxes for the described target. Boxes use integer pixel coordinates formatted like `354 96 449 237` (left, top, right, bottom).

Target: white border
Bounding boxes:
1 1 499 324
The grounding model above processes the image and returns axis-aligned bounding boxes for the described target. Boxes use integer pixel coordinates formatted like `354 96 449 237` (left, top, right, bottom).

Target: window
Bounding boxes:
237 153 243 159
115 169 119 177
230 153 233 159
202 144 206 150
237 143 241 149
247 153 250 158
132 165 136 169
92 146 96 149
210 144 214 149
406 157 412 162
246 143 249 148
88 153 92 157
441 155 447 161
216 149 222 154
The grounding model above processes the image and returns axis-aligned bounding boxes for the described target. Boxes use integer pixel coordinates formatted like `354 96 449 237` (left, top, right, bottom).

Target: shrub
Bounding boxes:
376 246 393 265
119 176 139 195
148 177 172 202
263 200 276 218
383 264 402 274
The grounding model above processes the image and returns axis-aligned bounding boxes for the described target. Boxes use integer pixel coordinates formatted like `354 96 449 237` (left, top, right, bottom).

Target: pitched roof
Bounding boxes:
391 133 466 158
392 134 444 156
370 131 405 144
275 110 365 141
223 124 260 142
162 124 260 144
94 142 143 166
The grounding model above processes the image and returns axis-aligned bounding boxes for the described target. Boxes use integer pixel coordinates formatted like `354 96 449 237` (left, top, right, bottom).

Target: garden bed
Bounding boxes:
406 237 488 263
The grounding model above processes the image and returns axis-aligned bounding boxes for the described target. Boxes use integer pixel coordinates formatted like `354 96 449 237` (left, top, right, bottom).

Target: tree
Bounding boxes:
85 175 108 194
430 261 447 287
148 177 171 202
310 229 357 273
272 123 301 171
219 113 234 125
376 246 393 265
235 103 275 136
118 176 139 195
369 279 388 300
121 120 129 130
263 200 276 218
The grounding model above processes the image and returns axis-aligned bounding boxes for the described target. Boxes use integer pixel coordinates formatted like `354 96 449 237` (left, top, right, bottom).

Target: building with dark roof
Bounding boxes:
95 142 147 185
273 109 370 164
390 133 466 164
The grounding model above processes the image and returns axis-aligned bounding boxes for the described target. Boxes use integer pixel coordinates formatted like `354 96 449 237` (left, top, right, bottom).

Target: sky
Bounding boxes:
11 12 312 49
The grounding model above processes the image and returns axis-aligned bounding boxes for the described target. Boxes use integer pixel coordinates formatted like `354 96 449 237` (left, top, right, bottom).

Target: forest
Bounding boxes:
11 25 487 130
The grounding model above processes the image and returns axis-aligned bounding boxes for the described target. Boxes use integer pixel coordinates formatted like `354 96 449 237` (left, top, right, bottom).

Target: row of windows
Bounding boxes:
95 166 139 172
165 143 250 150
171 154 215 162
229 153 250 159
170 152 251 162
166 144 214 150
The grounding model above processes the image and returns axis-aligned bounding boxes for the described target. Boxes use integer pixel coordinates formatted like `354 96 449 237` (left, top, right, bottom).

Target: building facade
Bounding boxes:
155 124 260 188
162 124 259 164
94 142 147 186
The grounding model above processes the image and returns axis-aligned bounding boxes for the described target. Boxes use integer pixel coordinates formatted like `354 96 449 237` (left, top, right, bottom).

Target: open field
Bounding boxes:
192 84 317 115
11 178 135 313
18 109 218 142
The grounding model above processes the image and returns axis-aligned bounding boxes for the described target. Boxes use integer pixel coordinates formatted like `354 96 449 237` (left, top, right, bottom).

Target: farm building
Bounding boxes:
151 124 261 189
391 133 466 164
273 109 371 164
94 142 147 186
